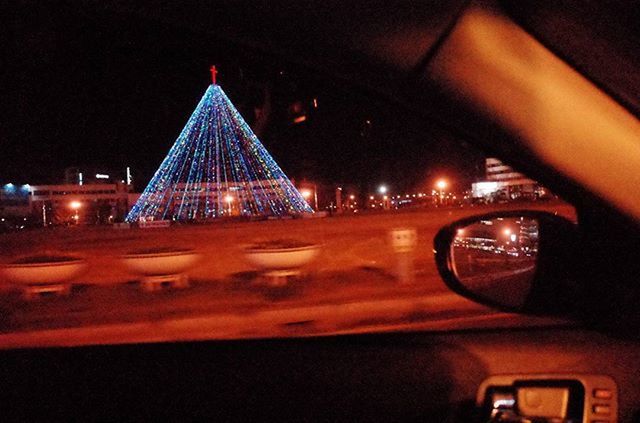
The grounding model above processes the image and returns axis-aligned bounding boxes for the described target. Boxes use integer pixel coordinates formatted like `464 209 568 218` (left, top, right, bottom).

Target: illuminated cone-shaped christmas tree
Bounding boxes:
126 69 313 222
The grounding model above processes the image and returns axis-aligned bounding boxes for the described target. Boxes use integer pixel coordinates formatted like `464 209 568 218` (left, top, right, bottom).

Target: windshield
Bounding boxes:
0 2 576 348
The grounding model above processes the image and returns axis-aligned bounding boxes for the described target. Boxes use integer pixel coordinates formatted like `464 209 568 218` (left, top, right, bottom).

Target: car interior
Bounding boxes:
2 0 640 421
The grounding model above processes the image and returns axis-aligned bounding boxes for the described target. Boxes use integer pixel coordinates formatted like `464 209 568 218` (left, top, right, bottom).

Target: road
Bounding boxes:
0 202 574 348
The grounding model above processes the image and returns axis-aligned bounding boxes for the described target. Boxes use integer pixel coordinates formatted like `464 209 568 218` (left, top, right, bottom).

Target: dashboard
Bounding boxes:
1 326 638 421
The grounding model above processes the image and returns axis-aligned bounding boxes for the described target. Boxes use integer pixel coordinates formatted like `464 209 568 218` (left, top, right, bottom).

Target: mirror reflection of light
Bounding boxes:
494 399 516 408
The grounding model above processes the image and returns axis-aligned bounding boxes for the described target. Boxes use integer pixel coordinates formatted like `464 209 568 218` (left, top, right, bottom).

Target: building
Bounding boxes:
0 167 140 225
0 183 31 217
29 182 135 225
472 158 544 201
64 166 134 186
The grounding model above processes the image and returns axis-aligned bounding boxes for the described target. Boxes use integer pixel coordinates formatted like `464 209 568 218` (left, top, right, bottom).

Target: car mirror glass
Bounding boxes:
450 217 539 309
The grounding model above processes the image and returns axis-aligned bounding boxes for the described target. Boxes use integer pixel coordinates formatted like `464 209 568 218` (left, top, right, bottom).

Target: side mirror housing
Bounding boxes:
434 210 579 316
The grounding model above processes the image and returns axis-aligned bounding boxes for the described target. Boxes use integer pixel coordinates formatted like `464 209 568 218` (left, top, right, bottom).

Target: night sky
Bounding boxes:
1 2 484 195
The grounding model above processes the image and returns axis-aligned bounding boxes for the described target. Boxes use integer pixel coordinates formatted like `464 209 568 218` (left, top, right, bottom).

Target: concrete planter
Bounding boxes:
2 258 86 286
244 244 320 271
122 249 200 276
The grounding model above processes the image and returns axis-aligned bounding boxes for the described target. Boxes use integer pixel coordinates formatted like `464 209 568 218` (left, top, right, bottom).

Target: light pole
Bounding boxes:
378 185 391 210
42 202 47 227
313 184 318 211
70 201 82 224
300 188 314 210
225 195 233 216
436 179 447 205
348 194 357 210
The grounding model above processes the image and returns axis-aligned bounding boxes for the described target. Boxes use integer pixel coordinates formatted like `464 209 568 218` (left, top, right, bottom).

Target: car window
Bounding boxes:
0 2 576 348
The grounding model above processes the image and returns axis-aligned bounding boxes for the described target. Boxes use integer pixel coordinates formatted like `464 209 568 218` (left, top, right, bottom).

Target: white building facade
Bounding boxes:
29 182 134 225
472 158 544 201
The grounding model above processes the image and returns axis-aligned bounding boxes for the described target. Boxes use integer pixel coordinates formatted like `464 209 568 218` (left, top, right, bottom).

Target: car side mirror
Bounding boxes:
434 210 579 315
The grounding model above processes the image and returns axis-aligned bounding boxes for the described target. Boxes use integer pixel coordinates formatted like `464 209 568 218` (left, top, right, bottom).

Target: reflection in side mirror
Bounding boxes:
450 217 538 309
434 210 578 314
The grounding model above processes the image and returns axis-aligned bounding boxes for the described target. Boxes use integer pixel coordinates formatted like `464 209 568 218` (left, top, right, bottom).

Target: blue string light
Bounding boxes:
126 84 313 222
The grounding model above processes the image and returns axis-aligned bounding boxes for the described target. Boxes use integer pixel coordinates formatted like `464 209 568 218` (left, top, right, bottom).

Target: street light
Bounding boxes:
300 188 318 211
378 185 388 195
435 179 447 205
300 189 312 200
225 195 234 215
69 201 82 223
